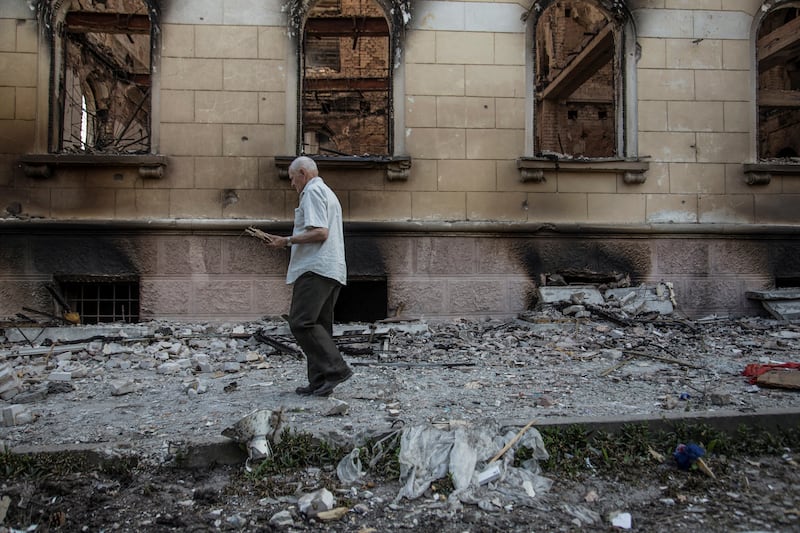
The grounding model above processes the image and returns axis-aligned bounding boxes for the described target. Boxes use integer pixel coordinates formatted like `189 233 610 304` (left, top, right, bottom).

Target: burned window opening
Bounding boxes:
300 0 392 157
757 5 800 161
533 0 624 159
55 1 154 155
334 277 388 322
57 276 140 324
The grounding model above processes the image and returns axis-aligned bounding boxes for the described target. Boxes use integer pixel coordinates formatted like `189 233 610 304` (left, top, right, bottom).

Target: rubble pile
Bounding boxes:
1 300 799 464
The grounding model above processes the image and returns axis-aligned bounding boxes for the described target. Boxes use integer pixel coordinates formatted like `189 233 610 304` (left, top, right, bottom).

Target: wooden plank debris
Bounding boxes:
756 370 800 389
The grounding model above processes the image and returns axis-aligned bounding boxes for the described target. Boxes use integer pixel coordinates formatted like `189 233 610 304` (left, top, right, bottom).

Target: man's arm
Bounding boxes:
263 226 328 249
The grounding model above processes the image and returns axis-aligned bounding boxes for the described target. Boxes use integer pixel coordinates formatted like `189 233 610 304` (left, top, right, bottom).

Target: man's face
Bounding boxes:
289 168 307 193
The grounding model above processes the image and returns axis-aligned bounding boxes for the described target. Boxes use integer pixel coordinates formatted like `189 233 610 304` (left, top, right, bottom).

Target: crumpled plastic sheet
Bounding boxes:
394 421 552 509
337 447 366 485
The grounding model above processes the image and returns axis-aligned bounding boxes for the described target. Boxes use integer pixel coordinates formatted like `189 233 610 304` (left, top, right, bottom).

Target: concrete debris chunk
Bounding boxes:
184 379 209 396
562 305 585 316
236 350 261 363
269 510 294 527
0 364 22 400
2 404 33 427
537 286 605 306
298 488 336 517
746 289 800 321
222 362 241 373
13 384 48 404
110 379 138 396
157 362 181 375
325 398 350 416
604 282 675 316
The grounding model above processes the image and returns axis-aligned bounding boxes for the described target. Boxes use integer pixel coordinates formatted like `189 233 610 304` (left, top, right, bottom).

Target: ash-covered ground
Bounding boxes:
2 311 798 460
2 310 800 532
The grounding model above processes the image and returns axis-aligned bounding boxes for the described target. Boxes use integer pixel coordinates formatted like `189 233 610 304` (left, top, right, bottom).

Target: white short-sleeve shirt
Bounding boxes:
285 177 347 286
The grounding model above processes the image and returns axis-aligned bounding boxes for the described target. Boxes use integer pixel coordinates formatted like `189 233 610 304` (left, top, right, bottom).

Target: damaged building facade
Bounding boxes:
0 0 798 323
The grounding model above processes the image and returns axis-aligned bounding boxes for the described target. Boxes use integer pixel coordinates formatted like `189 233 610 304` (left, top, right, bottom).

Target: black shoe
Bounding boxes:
312 368 354 397
296 383 322 396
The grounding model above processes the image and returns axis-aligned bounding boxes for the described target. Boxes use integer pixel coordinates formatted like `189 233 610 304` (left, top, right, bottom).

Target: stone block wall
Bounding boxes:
2 0 797 225
0 227 794 321
0 0 799 322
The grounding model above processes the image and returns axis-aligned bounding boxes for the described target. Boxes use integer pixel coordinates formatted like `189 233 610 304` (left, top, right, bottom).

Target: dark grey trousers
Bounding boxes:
288 272 350 387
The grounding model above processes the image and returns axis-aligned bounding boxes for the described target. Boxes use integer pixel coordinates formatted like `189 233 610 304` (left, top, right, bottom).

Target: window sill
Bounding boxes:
743 162 800 185
275 155 412 181
18 153 167 179
516 157 650 184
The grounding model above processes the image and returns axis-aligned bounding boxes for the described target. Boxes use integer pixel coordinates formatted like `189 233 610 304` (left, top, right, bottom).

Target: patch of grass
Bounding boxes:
0 449 91 481
1 448 141 486
360 430 402 479
232 428 403 498
245 428 403 481
248 428 349 478
525 422 800 480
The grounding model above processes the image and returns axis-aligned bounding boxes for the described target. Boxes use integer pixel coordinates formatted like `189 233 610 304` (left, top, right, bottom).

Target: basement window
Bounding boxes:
58 276 140 324
334 277 388 322
54 1 155 154
301 0 392 157
518 0 645 183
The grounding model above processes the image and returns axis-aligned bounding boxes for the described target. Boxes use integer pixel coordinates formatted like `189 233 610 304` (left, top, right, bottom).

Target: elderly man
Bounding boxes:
262 156 352 397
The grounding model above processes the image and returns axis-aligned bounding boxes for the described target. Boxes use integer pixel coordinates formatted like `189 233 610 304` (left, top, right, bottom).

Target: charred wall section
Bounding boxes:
2 228 796 322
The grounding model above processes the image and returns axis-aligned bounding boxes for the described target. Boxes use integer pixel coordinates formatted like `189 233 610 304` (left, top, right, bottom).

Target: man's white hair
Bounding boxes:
289 156 318 175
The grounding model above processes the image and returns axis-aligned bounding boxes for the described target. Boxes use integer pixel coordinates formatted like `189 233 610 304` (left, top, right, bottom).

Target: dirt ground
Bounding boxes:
2 446 799 532
2 310 800 531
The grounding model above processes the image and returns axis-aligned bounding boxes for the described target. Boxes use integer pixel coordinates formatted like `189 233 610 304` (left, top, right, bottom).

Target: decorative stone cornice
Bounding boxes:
18 154 167 179
743 162 800 186
516 157 649 184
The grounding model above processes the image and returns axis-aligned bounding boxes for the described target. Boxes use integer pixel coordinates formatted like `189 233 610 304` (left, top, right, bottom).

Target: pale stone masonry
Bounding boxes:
0 0 798 322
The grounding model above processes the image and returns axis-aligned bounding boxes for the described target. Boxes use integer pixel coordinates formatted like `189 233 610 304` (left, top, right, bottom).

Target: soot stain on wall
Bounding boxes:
515 237 651 307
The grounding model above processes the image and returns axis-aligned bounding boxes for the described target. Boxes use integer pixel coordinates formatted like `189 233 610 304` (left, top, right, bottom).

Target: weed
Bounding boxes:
524 422 800 480
0 449 90 481
248 428 348 478
431 473 455 497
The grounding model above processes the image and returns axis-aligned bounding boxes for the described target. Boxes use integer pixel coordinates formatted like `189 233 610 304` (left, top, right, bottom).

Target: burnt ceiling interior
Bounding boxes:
534 0 619 158
757 6 800 160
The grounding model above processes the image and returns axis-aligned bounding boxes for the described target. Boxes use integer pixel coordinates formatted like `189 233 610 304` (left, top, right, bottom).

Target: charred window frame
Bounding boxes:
518 0 645 183
300 0 392 157
745 1 800 185
45 1 159 155
279 0 411 180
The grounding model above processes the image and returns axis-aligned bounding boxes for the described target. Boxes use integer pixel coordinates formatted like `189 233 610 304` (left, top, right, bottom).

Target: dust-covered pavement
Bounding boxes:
2 312 799 462
2 312 800 532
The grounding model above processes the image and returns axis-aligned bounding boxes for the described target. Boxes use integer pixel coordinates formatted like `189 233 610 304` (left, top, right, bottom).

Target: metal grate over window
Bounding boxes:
59 277 140 324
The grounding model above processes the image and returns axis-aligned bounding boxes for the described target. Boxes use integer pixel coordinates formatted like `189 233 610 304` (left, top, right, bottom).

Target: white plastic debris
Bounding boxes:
221 409 283 466
395 422 552 508
336 447 365 485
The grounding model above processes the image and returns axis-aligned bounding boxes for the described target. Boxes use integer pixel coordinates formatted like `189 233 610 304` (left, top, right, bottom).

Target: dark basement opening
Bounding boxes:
776 277 800 288
57 274 140 324
334 277 388 323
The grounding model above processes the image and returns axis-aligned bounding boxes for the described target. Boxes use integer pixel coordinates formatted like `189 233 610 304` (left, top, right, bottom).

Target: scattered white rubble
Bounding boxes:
0 309 798 460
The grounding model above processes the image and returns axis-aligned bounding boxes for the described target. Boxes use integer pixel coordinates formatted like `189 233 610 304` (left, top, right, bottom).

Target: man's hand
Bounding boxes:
245 227 289 248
